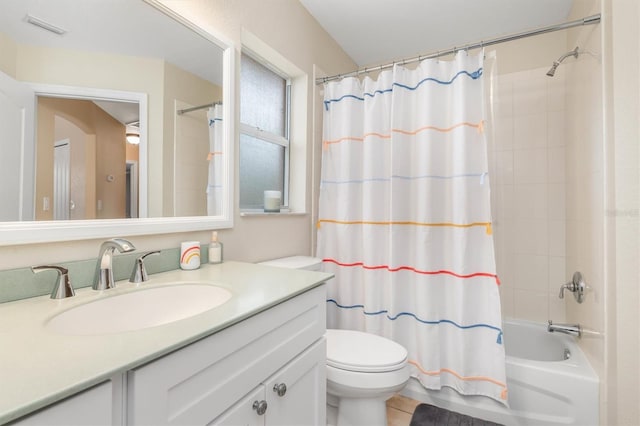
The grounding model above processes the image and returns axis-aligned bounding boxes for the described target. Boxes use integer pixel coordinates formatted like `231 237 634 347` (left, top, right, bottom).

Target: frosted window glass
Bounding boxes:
240 54 286 137
239 133 285 209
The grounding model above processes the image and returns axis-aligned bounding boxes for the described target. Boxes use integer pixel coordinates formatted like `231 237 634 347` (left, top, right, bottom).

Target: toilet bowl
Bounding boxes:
259 256 411 426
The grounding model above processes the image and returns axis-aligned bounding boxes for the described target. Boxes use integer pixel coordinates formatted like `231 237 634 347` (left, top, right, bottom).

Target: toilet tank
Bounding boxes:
258 256 323 271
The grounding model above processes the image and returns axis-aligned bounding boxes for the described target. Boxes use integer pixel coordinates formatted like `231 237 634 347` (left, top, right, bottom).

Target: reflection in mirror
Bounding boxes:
0 0 226 223
35 96 140 220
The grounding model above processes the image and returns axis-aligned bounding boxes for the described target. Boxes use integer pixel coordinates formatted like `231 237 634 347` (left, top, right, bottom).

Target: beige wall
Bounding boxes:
0 32 17 78
15 43 167 216
491 65 568 323
152 0 357 263
35 98 127 220
162 61 222 217
564 0 609 423
602 0 640 424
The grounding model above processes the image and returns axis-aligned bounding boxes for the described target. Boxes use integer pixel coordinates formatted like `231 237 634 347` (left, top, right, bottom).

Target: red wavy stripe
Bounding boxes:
323 258 500 285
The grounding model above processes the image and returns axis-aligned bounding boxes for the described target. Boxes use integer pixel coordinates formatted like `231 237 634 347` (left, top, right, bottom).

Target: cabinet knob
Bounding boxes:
273 383 287 397
252 400 268 415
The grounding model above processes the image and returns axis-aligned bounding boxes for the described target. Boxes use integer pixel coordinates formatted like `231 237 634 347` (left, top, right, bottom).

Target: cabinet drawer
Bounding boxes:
127 285 325 425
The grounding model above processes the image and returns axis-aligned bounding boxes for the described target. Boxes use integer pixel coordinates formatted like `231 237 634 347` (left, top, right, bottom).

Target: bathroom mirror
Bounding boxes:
0 0 235 244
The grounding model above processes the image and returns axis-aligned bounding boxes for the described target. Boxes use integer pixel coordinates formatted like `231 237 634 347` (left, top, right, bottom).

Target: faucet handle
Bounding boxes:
32 265 75 299
558 271 587 303
129 251 161 283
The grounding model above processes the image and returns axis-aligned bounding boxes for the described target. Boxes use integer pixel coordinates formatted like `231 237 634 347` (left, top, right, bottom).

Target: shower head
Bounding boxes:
546 62 560 77
546 46 580 77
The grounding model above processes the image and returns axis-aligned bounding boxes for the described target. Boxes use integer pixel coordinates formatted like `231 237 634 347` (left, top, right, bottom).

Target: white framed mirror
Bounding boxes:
0 0 235 245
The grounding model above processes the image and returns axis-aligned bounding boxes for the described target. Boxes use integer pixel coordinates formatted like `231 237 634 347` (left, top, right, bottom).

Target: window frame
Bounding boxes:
239 51 292 211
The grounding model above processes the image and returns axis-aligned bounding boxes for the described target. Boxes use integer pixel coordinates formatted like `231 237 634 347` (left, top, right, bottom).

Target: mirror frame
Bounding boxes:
0 0 235 245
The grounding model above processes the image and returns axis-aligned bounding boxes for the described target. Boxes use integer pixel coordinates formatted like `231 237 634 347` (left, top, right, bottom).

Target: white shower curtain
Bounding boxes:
206 104 223 216
316 51 508 403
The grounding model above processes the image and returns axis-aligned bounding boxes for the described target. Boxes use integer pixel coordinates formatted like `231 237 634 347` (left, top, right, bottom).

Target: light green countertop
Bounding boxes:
0 261 332 424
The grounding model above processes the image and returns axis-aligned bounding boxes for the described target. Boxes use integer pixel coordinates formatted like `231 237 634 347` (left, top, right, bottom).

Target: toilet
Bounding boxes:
259 256 411 426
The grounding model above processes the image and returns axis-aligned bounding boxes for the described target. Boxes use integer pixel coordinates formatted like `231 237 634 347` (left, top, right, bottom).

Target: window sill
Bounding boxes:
240 209 307 217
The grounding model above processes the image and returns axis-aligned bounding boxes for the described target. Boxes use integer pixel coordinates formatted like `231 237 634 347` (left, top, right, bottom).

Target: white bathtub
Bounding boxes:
401 319 599 425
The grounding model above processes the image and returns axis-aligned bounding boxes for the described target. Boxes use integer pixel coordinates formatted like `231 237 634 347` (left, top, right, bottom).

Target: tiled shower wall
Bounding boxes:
490 67 567 323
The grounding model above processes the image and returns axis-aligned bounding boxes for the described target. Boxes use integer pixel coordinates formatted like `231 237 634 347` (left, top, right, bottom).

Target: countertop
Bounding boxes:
0 261 332 424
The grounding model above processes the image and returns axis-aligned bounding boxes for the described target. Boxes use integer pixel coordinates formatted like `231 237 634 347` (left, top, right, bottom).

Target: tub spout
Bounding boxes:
548 320 582 338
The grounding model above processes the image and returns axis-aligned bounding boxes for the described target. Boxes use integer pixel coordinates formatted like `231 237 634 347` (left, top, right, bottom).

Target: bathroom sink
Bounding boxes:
45 284 232 335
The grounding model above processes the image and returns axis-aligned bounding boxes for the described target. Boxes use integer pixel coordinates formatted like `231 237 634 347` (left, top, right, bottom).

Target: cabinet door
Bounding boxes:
127 286 325 426
11 381 113 426
264 339 326 426
210 386 265 426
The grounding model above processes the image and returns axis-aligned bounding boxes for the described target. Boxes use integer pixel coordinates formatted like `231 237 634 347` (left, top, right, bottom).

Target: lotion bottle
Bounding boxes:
208 231 223 264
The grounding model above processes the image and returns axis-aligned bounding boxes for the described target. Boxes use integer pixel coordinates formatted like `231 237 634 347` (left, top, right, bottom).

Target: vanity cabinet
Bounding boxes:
127 285 326 425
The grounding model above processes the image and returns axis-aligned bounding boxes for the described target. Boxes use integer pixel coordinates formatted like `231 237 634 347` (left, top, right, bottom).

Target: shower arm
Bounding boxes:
547 47 580 76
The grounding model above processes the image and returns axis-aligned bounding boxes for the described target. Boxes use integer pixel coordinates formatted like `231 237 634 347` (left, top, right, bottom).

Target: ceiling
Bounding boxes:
1 0 225 126
299 0 575 68
0 0 224 85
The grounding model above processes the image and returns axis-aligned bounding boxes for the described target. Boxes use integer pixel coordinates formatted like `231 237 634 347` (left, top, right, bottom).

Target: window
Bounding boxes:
239 52 291 210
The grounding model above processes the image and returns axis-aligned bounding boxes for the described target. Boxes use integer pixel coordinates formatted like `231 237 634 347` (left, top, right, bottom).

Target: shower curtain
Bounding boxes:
206 104 223 216
316 51 507 403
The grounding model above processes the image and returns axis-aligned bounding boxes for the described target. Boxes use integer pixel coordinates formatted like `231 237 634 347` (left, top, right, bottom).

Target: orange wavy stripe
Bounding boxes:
408 359 508 400
317 219 492 234
322 121 483 147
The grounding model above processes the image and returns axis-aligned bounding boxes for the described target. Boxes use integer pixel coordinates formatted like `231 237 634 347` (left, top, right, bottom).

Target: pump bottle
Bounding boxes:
208 231 223 264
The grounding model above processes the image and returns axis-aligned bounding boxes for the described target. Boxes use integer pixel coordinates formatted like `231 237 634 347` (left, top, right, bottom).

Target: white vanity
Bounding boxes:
0 262 331 425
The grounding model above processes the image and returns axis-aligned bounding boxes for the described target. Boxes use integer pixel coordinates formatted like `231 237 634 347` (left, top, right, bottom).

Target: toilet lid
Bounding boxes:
326 329 408 373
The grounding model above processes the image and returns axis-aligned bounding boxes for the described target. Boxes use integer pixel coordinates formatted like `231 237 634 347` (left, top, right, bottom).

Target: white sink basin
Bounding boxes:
45 284 232 335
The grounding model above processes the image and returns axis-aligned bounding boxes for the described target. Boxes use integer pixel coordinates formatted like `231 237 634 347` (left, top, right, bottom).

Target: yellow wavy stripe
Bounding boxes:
393 121 483 135
408 359 508 400
322 120 484 149
317 219 492 235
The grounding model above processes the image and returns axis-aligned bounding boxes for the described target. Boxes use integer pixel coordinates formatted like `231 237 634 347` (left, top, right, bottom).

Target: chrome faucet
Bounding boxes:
32 265 75 299
93 238 136 290
548 320 582 338
129 250 161 284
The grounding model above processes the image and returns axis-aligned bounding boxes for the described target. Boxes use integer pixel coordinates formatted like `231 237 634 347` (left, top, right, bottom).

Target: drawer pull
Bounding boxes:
273 383 287 397
253 400 268 415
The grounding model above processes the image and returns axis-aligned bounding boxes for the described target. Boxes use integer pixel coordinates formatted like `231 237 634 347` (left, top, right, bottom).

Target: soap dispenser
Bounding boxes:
209 231 223 264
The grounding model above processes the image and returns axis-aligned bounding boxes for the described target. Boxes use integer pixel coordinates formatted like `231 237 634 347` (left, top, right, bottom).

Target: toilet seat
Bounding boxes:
326 329 408 373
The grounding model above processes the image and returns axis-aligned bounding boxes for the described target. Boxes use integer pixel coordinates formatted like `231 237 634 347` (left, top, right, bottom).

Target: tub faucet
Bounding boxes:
548 320 582 338
93 238 136 291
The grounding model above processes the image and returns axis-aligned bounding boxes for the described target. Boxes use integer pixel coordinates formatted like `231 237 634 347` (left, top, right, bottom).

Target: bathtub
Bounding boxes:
401 319 599 425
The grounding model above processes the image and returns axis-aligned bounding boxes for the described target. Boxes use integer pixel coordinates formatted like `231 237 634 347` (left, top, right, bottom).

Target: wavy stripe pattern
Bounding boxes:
323 68 483 110
323 258 500 285
326 299 503 343
317 219 492 233
318 52 506 403
322 120 484 149
408 360 508 400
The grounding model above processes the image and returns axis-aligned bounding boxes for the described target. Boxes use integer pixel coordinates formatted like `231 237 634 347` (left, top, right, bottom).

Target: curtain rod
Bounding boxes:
177 101 222 115
316 13 601 85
